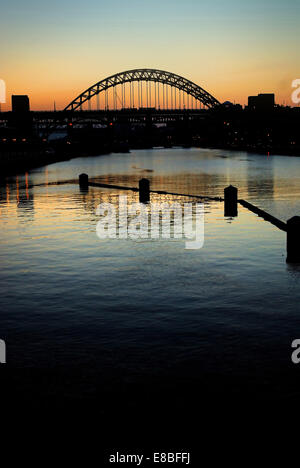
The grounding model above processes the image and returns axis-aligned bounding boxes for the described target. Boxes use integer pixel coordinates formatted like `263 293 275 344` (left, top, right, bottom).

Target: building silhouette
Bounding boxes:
12 95 30 113
248 94 275 112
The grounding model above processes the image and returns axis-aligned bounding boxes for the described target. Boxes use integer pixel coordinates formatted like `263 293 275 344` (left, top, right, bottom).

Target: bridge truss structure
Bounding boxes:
64 68 220 112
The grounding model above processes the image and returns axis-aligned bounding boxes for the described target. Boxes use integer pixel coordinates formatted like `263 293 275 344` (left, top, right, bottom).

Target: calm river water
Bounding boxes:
1 147 300 412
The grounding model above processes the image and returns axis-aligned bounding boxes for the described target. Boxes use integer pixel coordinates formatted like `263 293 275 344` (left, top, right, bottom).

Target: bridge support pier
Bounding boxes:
139 178 150 203
286 216 300 263
224 185 238 217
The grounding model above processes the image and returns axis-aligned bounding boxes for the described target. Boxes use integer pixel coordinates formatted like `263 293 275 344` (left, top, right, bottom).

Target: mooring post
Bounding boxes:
139 178 150 203
79 173 89 189
224 185 238 217
286 216 300 263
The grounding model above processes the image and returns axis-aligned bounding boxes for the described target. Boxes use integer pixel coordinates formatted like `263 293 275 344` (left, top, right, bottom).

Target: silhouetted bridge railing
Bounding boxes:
79 174 300 263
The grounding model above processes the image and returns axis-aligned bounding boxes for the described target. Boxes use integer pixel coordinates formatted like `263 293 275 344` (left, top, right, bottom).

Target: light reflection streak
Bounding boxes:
16 176 19 204
25 172 29 200
6 183 10 204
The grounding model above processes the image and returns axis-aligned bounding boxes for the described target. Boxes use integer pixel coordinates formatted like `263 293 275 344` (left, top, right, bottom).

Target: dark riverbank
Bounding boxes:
1 104 300 176
0 139 112 178
1 139 300 180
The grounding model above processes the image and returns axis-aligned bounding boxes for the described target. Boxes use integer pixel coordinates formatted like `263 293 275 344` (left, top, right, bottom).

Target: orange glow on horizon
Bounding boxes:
1 67 298 111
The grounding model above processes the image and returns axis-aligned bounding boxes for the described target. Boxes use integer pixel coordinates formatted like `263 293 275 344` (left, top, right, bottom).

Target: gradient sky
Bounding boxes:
0 0 299 110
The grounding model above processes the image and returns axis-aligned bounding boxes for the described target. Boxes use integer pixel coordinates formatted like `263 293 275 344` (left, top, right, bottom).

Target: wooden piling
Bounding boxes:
79 173 89 189
286 216 300 263
224 185 238 217
139 178 150 203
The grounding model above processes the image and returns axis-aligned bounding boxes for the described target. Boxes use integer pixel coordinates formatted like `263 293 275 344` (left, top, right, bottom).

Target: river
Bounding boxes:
1 147 300 410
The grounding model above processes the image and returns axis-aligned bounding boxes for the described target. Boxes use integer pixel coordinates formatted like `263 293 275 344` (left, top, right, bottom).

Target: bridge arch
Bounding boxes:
64 68 220 111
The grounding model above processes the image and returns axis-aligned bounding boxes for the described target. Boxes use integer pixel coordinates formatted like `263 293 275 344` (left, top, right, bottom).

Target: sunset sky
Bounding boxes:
0 0 299 110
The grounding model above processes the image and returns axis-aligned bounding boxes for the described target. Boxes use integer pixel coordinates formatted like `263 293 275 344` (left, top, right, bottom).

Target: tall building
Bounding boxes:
11 95 30 113
248 94 275 111
10 95 32 135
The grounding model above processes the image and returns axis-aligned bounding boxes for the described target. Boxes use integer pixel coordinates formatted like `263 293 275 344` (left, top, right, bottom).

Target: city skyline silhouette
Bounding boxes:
0 0 299 110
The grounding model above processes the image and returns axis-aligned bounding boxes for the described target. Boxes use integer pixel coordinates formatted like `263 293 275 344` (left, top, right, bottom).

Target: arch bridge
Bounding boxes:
64 68 220 112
